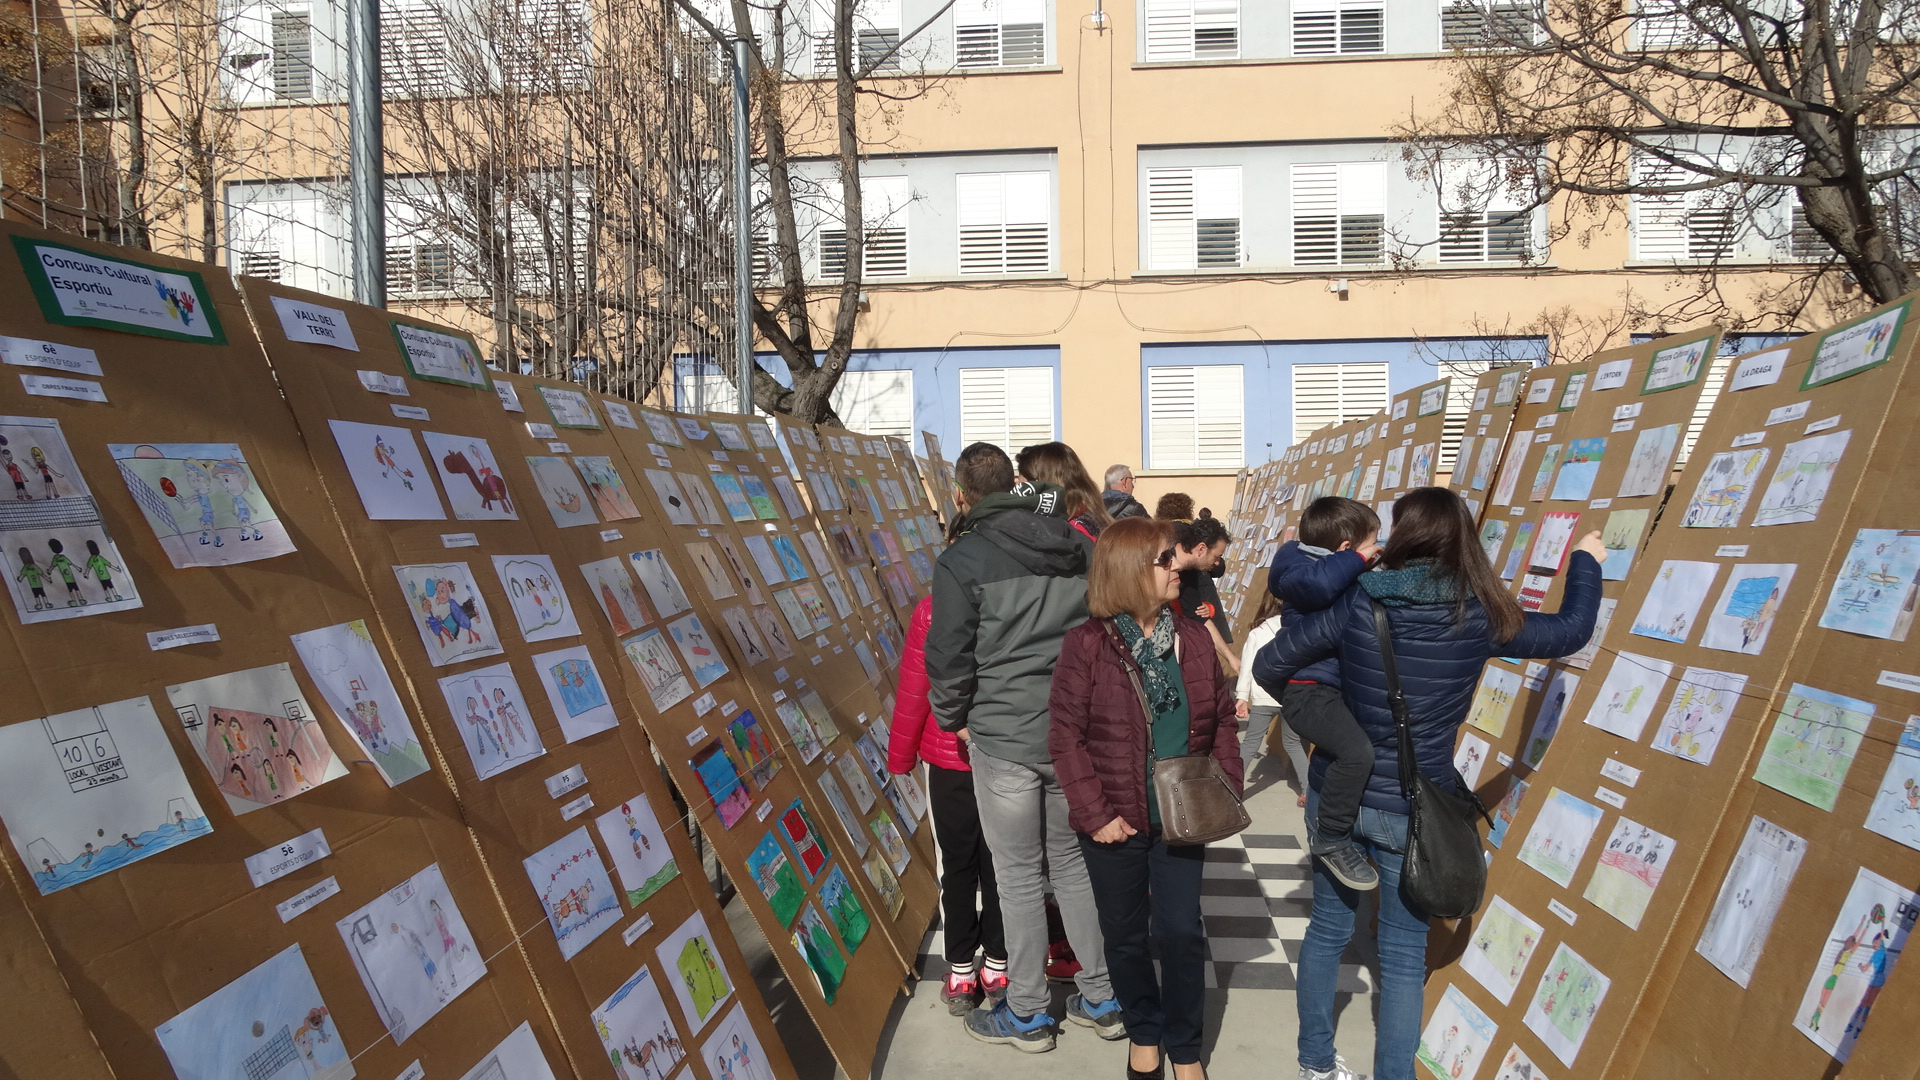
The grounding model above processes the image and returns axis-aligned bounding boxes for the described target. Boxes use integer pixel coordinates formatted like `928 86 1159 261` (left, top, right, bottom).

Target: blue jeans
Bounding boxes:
1297 790 1431 1080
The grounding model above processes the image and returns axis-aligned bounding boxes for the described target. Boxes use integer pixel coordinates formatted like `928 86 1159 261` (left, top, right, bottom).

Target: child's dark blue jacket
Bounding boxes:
1266 540 1369 686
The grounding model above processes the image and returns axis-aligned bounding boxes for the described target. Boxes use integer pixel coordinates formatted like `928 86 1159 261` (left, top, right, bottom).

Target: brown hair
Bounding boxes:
1088 517 1175 622
1300 496 1381 550
1017 441 1112 530
1253 591 1284 623
1154 492 1195 521
954 442 1015 501
1382 487 1524 642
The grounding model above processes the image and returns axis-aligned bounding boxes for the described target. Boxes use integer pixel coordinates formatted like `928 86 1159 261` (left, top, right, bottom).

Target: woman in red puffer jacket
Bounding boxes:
889 593 1008 1014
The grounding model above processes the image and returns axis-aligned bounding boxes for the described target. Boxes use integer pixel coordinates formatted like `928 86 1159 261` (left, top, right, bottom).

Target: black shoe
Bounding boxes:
1314 841 1379 891
1126 1046 1165 1080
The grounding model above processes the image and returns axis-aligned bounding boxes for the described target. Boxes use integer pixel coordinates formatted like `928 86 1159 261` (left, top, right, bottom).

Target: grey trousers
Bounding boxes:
971 745 1113 1018
1243 704 1282 777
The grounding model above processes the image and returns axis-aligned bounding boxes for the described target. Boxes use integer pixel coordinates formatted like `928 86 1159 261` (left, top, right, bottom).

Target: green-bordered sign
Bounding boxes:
537 384 602 429
1640 332 1716 394
389 318 489 388
1804 299 1908 389
11 236 227 344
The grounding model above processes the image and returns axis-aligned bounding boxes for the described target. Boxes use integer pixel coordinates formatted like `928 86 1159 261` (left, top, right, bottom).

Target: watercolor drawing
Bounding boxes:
1549 437 1606 501
1454 731 1491 790
747 830 804 927
1754 683 1874 811
574 456 642 521
656 911 734 1027
1479 519 1509 565
1699 563 1795 655
819 864 871 953
1529 443 1564 502
702 1004 774 1080
109 442 296 565
1599 508 1649 581
1582 651 1673 742
719 604 772 667
436 662 546 779
780 799 831 878
1753 430 1851 527
1487 779 1529 849
524 826 622 960
677 472 725 525
774 700 823 763
1697 816 1806 988
591 965 686 1080
645 470 696 526
531 644 618 742
754 607 797 662
580 555 653 636
3 415 144 622
728 709 780 789
623 628 694 713
668 612 730 688
1465 665 1522 738
1616 424 1680 499
1864 716 1920 852
461 1023 558 1080
1517 787 1605 889
1582 816 1675 930
1681 448 1769 528
155 944 352 1080
1529 511 1582 575
871 809 911 873
595 796 681 906
1818 529 1920 642
629 549 693 619
1791 867 1919 1062
712 473 757 522
685 541 739 600
1491 1045 1543 1080
864 847 906 918
527 455 601 528
691 739 753 828
1524 943 1611 1066
167 663 347 814
1417 985 1497 1080
291 619 432 785
1501 522 1534 580
420 432 515 520
792 902 848 1005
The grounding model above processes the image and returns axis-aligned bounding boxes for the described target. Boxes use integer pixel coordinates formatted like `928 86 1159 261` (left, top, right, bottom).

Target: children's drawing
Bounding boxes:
531 645 617 742
109 442 296 565
335 863 486 1043
792 902 849 1004
1549 437 1606 501
1407 442 1436 488
772 474 807 518
854 639 883 688
1628 559 1718 643
719 604 771 667
1491 441 1529 505
770 535 809 581
1524 944 1611 1066
863 846 906 918
1487 779 1529 848
166 663 347 814
1681 447 1769 528
820 864 871 953
1643 335 1711 393
1479 519 1509 565
1791 867 1920 1062
623 628 694 713
1471 436 1502 491
754 606 796 661
1517 787 1605 888
394 562 504 666
591 965 687 1080
1501 523 1534 580
595 795 681 907
817 772 871 856
1454 731 1491 790
871 808 911 873
1649 666 1747 766
2 416 144 622
0 696 212 894
1699 562 1796 654
742 474 780 519
1696 816 1806 987
1494 368 1524 406
644 470 696 526
747 830 804 927
792 582 835 631
580 555 653 636
1806 300 1907 387
1529 443 1563 502
1616 424 1680 499
728 709 780 790
1818 529 1920 641
677 472 725 526
1380 446 1406 489
1581 651 1673 742
684 541 738 601
538 385 601 429
629 549 692 619
1528 511 1582 575
1492 1045 1544 1080
574 456 642 521
326 419 445 521
827 524 864 566
822 573 855 621
668 612 729 689
1416 984 1498 1080
155 944 352 1080
774 700 823 763
1466 665 1522 738
712 473 757 522
773 588 815 640
1518 573 1551 611
527 455 600 528
690 738 753 828
291 619 432 785
1753 429 1852 527
492 554 582 642
656 911 734 1027
800 530 835 576
702 1004 774 1080
779 798 832 879
420 432 515 520
524 825 622 961
1866 716 1920 851
1754 683 1874 811
714 533 765 605
742 535 788 587
836 754 878 812
642 410 684 447
1598 508 1649 581
460 1023 558 1080
1583 817 1675 929
892 768 930 822
436 662 547 779
1564 598 1616 671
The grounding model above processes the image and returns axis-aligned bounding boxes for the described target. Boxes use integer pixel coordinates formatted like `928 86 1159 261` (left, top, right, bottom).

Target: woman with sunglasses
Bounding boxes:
1049 516 1243 1080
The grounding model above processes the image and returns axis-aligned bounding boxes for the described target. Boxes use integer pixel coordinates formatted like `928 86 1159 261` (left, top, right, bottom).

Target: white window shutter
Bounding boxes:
955 0 1002 64
1632 156 1692 260
1193 0 1239 57
862 174 911 278
832 370 915 437
1193 165 1242 266
1292 0 1337 53
960 367 1054 454
958 171 1051 275
1291 362 1389 442
1145 0 1194 59
1148 366 1198 467
1006 367 1055 446
1147 168 1197 270
1150 365 1244 468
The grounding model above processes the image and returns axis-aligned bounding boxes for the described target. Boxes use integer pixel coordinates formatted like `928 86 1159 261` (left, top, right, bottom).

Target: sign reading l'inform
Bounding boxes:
11 236 227 344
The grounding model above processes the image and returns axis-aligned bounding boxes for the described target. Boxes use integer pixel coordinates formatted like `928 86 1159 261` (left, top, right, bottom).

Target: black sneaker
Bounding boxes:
1315 841 1379 891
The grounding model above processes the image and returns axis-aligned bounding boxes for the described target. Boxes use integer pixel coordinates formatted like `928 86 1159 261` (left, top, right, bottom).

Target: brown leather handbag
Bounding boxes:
1108 621 1251 846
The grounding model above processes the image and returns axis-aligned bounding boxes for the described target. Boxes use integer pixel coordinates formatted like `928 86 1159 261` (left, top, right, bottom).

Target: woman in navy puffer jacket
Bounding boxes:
1253 488 1604 1080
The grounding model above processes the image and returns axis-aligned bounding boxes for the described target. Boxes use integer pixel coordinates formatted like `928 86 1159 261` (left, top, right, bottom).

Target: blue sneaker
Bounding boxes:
965 1000 1057 1053
1066 993 1126 1040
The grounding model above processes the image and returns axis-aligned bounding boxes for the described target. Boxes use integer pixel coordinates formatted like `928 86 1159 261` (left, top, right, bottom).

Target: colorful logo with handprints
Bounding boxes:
154 279 197 327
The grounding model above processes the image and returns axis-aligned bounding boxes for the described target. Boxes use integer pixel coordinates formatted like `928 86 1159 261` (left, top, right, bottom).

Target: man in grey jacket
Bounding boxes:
927 442 1120 1052
1101 464 1149 521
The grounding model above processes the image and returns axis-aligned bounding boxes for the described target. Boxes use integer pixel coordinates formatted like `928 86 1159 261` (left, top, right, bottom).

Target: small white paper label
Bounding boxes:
1496 752 1513 767
545 765 587 798
1534 432 1553 443
358 370 409 395
1592 359 1632 391
526 422 557 439
391 404 430 421
757 800 774 821
1547 898 1578 925
1612 403 1643 420
811 655 824 665
1877 670 1920 694
1527 379 1557 404
1594 786 1627 808
441 533 480 548
599 529 623 542
622 912 655 946
394 1062 425 1080
1535 414 1558 428
1730 431 1765 448
722 699 740 717
774 667 789 683
1715 544 1749 557
771 689 787 703
1765 401 1810 426
0 335 100 375
692 692 717 716
1804 415 1841 434
1402 422 1417 434
1611 420 1636 432
1522 662 1547 690
654 456 672 467
604 401 638 429
815 635 831 648
547 441 571 453
697 528 711 538
246 828 332 887
560 793 594 820
271 296 360 350
1589 498 1613 509
21 373 106 401
1728 347 1789 392
686 725 709 745
1511 505 1526 516
1600 759 1642 787
147 623 220 650
496 382 524 412
277 876 341 923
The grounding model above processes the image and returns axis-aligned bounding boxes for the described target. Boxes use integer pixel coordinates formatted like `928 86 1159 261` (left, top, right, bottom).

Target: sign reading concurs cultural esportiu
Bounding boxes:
10 235 227 344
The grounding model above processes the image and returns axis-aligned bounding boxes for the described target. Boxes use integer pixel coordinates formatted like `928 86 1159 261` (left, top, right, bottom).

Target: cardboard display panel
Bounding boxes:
1447 364 1529 515
239 277 797 1080
0 222 557 1080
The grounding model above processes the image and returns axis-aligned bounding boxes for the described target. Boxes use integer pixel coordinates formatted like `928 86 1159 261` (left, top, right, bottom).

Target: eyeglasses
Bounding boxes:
1150 548 1177 569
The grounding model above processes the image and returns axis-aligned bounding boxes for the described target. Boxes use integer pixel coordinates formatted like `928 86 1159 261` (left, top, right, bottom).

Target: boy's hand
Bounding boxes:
1573 530 1608 563
1236 699 1251 719
1355 537 1383 562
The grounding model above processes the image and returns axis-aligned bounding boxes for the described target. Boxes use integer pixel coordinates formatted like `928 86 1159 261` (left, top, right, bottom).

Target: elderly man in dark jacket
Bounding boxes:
1101 464 1149 521
927 442 1118 1052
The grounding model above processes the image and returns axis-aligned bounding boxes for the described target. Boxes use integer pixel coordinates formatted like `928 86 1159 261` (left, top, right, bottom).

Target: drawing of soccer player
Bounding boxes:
179 459 220 546
81 540 124 602
45 538 83 606
213 458 264 541
14 547 50 610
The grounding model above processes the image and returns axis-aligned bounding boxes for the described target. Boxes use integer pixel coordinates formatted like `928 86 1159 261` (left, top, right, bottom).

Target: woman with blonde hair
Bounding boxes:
1018 441 1112 540
1050 516 1241 1080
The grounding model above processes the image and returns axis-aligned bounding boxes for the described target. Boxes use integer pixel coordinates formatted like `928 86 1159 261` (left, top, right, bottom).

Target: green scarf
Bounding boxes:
1114 608 1181 714
1361 558 1465 607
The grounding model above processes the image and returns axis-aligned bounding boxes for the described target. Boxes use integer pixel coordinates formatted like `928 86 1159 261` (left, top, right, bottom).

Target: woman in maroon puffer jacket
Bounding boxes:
1050 516 1241 1080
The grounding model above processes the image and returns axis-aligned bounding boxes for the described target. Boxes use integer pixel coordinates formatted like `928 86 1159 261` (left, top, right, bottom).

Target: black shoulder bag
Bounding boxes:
1371 599 1489 918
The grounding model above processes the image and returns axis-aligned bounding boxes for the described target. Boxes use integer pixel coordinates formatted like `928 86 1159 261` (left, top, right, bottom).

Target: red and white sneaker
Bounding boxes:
942 970 983 1016
980 965 1009 1005
1046 941 1082 982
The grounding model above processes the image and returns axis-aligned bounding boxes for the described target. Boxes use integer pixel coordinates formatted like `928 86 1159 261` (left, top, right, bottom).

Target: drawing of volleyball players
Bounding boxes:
463 695 505 756
81 540 124 602
491 687 528 744
178 459 219 546
2 442 28 500
45 539 83 606
14 547 50 611
29 446 64 499
213 458 264 541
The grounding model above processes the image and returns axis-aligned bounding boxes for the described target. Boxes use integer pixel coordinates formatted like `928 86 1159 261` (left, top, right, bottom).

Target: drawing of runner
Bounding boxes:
14 547 51 611
179 459 219 546
213 458 264 541
81 540 125 602
373 435 415 489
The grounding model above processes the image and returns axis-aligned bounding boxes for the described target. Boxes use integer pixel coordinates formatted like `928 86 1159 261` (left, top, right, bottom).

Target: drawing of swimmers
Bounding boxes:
45 539 83 606
174 810 187 831
78 842 96 867
121 832 142 849
464 696 505 756
180 459 220 546
29 446 64 499
14 547 51 611
213 459 264 541
2 443 28 500
80 540 124 602
491 687 527 744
